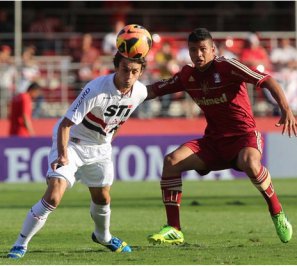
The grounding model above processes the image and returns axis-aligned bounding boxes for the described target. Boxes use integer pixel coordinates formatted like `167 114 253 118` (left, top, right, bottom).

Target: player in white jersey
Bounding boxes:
8 52 148 258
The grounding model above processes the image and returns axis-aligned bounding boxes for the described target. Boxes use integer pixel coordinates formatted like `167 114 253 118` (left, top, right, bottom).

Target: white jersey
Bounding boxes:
53 73 148 144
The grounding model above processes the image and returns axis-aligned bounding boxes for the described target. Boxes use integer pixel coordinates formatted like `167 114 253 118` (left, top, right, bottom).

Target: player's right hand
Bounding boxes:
51 156 69 170
275 109 297 137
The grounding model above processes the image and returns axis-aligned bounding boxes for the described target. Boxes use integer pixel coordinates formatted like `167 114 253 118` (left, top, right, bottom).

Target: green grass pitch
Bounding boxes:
0 178 297 265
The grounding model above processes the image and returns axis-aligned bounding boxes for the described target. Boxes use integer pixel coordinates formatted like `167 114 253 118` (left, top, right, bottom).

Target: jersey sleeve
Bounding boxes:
225 58 271 87
136 81 148 102
151 72 185 97
64 85 99 125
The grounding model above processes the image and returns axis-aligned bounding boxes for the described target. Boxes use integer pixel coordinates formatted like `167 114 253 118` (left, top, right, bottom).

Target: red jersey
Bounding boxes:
9 92 32 136
152 56 270 138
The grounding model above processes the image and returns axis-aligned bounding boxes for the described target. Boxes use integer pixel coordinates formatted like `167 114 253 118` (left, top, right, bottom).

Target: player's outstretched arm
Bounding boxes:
261 77 297 137
145 84 157 100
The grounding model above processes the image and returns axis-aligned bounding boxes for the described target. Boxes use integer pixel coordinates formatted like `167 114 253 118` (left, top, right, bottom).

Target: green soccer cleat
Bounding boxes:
271 211 293 243
147 225 184 245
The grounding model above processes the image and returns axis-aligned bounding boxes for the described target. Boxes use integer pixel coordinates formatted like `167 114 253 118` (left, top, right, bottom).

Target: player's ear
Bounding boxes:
211 45 216 55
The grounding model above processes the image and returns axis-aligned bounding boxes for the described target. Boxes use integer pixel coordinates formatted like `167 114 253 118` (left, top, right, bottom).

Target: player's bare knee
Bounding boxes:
89 185 111 205
241 158 261 177
163 153 179 169
238 148 262 175
90 189 111 205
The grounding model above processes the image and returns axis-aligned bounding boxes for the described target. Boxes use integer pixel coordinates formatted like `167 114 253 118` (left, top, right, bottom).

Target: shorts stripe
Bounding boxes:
255 130 262 154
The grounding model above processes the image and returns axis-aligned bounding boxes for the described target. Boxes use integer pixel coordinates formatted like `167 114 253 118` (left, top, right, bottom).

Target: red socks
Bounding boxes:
160 176 182 230
160 166 282 231
252 166 282 215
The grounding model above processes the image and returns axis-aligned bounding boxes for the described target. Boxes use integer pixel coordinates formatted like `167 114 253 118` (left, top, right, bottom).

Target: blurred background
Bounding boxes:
0 0 296 120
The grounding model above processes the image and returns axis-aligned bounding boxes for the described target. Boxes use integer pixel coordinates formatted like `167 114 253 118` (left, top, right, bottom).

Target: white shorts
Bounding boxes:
46 138 114 188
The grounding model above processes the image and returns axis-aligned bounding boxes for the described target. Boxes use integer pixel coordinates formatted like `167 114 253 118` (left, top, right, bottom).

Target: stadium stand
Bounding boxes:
0 1 296 118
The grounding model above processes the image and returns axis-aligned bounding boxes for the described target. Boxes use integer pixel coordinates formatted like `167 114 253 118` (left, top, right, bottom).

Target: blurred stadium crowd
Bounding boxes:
0 1 297 119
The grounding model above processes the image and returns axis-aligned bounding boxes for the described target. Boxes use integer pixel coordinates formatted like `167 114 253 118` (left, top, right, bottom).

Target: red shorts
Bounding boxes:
183 131 263 174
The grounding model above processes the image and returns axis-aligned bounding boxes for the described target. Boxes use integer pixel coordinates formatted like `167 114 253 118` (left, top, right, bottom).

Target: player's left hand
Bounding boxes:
275 109 297 137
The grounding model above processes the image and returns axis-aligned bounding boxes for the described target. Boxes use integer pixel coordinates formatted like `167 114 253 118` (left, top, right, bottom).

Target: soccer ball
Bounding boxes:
116 24 152 59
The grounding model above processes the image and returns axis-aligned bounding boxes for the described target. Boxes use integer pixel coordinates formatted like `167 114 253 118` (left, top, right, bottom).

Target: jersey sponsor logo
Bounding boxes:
157 76 177 89
193 93 227 106
104 105 133 117
72 87 91 112
158 81 168 89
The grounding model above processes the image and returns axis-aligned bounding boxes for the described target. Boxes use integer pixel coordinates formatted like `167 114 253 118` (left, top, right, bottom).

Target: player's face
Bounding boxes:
188 40 215 71
114 58 143 92
30 89 41 100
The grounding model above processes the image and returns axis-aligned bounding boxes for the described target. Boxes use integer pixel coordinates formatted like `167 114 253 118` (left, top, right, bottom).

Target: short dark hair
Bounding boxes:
113 51 147 70
27 82 41 92
188 28 213 44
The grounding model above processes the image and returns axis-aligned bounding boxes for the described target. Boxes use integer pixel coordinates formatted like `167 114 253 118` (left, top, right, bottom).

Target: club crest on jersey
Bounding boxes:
213 73 221 83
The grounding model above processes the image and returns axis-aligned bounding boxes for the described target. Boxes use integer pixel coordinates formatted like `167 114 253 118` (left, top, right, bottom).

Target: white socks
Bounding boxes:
90 201 112 244
13 199 112 248
14 199 55 248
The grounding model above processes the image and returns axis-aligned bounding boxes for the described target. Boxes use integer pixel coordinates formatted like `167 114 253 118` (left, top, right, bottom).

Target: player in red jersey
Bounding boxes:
146 28 296 244
9 82 41 136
